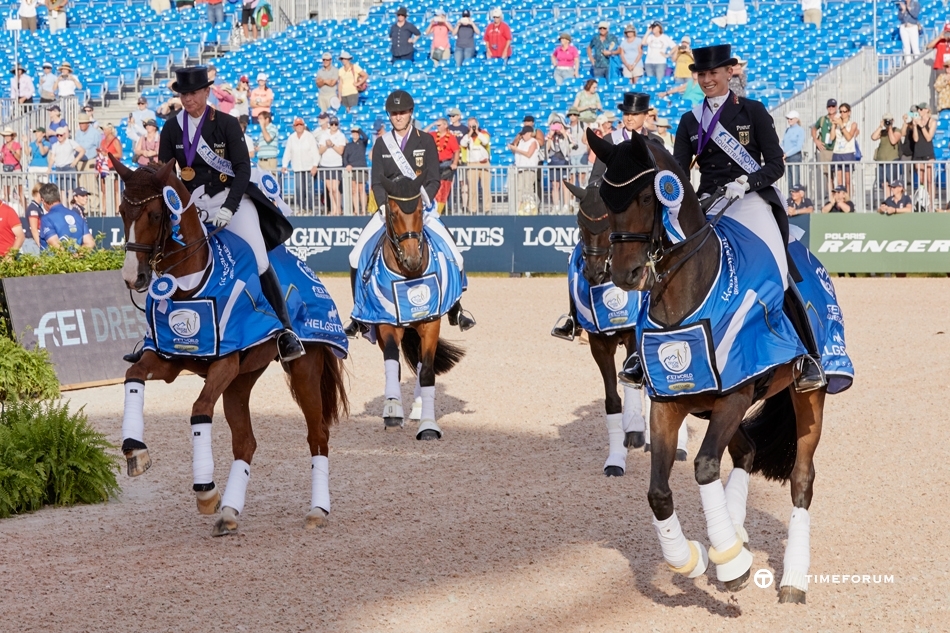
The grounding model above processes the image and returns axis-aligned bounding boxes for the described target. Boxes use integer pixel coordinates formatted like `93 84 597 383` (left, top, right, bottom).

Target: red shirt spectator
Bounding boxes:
0 200 26 255
431 127 460 162
928 25 950 69
484 10 512 59
431 121 460 206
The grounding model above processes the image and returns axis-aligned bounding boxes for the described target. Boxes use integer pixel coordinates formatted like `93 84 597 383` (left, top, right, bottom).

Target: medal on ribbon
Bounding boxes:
180 107 209 182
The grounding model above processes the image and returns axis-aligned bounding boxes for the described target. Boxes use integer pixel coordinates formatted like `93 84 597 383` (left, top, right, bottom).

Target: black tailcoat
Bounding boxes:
370 126 440 207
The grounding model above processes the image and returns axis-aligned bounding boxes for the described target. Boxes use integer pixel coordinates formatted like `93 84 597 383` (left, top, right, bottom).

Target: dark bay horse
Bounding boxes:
588 131 825 604
114 159 348 536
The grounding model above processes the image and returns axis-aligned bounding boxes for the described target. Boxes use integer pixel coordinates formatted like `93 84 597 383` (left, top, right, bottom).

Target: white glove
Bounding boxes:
724 176 750 201
213 206 234 228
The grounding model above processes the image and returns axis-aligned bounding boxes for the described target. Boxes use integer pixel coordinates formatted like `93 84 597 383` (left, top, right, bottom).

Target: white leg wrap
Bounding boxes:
409 397 423 420
725 468 751 543
653 511 693 569
643 395 652 446
310 455 330 514
191 423 214 486
677 419 689 452
122 380 145 442
413 363 422 398
621 385 645 433
780 507 811 591
604 413 626 472
220 459 250 515
384 359 401 401
699 480 740 553
420 385 436 422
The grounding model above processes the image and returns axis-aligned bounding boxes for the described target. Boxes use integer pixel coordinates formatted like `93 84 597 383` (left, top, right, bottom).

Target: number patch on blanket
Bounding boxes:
393 274 442 324
590 282 639 332
640 321 721 398
150 298 219 357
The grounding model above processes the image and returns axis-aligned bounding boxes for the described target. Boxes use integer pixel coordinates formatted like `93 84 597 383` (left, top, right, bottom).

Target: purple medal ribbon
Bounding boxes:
622 129 630 141
398 130 410 152
182 107 209 168
695 99 727 157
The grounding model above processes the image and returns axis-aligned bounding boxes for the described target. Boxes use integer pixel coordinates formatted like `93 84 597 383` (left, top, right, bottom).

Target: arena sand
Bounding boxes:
1 277 947 632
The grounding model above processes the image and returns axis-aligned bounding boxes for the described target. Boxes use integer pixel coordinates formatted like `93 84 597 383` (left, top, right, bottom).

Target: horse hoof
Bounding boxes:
723 567 752 593
211 506 239 537
125 448 152 477
417 429 440 441
676 449 688 461
777 586 807 604
383 417 405 428
644 443 651 453
382 398 405 428
604 465 625 477
305 507 329 530
624 431 645 449
196 488 221 515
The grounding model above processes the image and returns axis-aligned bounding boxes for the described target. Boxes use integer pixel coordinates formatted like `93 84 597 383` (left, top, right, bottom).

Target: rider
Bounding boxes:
552 92 664 340
342 89 474 337
127 65 304 363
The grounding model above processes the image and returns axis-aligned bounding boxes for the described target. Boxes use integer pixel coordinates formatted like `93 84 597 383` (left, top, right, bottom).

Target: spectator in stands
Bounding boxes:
82 105 99 127
134 120 161 168
176 0 196 9
927 25 950 107
587 22 619 81
318 116 346 215
2 128 22 172
425 10 453 67
655 117 675 152
545 117 572 213
38 182 94 249
338 52 367 114
128 98 156 144
572 79 602 124
10 64 35 104
729 57 748 97
98 122 122 211
38 62 55 103
871 113 903 197
801 0 822 31
484 9 512 62
75 114 102 172
18 0 38 33
282 117 319 212
822 185 854 213
241 0 259 41
0 196 25 256
54 62 82 99
912 102 937 203
618 25 644 86
233 76 250 119
671 37 693 84
239 114 254 159
658 72 704 107
812 98 837 200
250 73 274 123
878 180 912 214
782 111 805 185
643 22 674 80
343 125 369 215
509 126 540 212
255 110 279 171
566 108 587 165
459 117 491 213
787 184 814 216
205 0 225 25
829 102 858 195
70 186 89 219
898 1 921 64
712 0 749 28
48 127 83 194
46 105 68 141
390 7 421 64
431 118 460 213
552 33 580 86
27 127 49 180
586 113 615 165
151 0 171 12
47 0 67 34
26 182 44 248
315 53 340 114
207 66 234 113
935 65 950 112
453 10 479 67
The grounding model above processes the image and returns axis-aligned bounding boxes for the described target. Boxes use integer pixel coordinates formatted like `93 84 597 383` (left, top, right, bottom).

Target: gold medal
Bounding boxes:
180 166 196 181
219 173 228 183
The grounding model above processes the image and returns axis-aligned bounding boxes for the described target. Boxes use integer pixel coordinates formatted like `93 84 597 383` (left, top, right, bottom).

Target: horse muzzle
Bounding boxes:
613 265 653 292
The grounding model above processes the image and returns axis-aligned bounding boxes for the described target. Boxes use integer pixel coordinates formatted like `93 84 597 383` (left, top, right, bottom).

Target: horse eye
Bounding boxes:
148 210 162 222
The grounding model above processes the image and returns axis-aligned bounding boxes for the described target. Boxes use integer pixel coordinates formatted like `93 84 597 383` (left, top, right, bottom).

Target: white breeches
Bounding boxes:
708 191 788 290
348 209 464 270
192 186 269 275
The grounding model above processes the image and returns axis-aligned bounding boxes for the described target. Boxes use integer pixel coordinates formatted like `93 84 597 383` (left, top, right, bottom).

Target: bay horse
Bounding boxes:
562 180 688 477
588 130 826 604
114 159 348 536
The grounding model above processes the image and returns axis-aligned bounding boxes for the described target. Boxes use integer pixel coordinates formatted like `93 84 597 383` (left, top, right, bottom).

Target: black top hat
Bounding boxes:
170 66 214 94
688 44 738 72
618 92 651 114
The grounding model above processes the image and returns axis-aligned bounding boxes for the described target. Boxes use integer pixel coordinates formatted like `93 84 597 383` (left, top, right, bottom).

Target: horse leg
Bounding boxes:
696 389 756 591
288 348 333 529
725 425 755 545
415 320 442 440
211 368 265 537
647 401 709 579
778 387 825 605
378 325 405 429
409 362 423 421
190 355 241 515
589 333 626 476
619 333 646 450
122 352 185 477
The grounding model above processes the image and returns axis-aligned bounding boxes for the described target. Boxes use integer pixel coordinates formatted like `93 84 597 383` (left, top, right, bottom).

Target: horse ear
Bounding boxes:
110 154 133 181
586 128 616 163
156 159 177 183
563 180 586 201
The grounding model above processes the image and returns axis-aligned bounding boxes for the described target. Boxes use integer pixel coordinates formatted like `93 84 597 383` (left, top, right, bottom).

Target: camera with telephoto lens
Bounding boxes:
884 118 893 126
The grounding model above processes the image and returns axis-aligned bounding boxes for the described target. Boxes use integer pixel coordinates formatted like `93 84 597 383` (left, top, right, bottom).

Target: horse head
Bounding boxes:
381 173 427 274
564 180 611 286
113 156 195 291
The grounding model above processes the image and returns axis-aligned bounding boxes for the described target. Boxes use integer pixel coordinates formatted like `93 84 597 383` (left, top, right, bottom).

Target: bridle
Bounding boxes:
384 192 427 273
578 205 610 280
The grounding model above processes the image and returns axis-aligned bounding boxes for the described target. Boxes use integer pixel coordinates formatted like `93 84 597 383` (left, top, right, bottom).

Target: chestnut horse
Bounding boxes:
114 159 348 536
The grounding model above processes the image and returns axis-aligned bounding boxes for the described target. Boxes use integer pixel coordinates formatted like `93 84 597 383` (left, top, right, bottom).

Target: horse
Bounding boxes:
113 158 348 537
561 180 688 477
352 173 465 439
588 130 839 604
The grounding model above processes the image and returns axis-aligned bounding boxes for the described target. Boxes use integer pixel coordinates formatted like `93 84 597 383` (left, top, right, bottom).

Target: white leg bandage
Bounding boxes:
725 468 750 541
191 422 214 486
653 511 692 568
604 413 626 471
384 359 401 401
311 455 330 513
699 480 739 553
677 420 689 452
780 507 811 591
420 385 436 422
413 363 422 399
122 380 145 442
622 385 645 433
220 459 250 515
643 395 652 445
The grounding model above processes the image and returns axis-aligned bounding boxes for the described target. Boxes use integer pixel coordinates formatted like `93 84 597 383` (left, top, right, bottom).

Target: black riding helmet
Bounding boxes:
385 90 415 113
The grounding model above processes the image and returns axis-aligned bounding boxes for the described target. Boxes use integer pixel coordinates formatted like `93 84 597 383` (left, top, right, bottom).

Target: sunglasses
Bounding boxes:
839 109 850 113
330 122 339 126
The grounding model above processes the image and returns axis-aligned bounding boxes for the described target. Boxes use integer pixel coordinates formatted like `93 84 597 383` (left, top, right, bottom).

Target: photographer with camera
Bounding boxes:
926 23 950 106
545 116 573 213
452 10 479 67
459 117 492 213
871 112 903 197
897 0 922 64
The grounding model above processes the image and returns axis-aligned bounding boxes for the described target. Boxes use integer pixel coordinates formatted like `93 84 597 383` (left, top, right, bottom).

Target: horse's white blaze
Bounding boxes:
121 224 140 286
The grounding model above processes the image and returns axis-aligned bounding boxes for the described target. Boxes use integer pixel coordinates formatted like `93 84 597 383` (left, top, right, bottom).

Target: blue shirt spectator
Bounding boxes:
28 128 50 169
782 113 806 158
39 202 94 250
73 116 103 166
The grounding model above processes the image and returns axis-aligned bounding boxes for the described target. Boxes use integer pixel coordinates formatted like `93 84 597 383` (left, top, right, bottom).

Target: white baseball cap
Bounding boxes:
786 110 800 120
491 8 502 17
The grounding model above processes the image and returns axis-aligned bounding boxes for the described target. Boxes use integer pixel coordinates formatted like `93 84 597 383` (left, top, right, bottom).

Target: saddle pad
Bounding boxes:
393 273 442 324
567 242 643 334
641 320 721 397
151 298 219 357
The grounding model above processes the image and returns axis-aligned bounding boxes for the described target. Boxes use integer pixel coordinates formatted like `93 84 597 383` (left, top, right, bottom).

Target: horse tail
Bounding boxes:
741 388 797 482
400 328 466 376
299 346 348 426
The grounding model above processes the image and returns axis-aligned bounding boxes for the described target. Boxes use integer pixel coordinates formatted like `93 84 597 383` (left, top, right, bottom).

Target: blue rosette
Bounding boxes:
654 170 684 209
149 274 178 301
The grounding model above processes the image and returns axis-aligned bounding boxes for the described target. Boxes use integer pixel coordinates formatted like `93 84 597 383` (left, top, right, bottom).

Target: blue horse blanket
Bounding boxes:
143 229 348 360
639 216 854 399
351 227 465 326
567 242 643 334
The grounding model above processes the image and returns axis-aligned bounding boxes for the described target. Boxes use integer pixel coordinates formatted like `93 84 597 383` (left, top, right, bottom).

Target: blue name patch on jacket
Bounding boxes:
567 242 643 334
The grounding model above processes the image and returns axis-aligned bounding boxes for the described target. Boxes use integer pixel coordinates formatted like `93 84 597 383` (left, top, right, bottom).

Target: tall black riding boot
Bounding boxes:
784 281 827 393
447 300 476 332
551 294 580 341
342 267 368 338
260 265 305 362
618 351 644 388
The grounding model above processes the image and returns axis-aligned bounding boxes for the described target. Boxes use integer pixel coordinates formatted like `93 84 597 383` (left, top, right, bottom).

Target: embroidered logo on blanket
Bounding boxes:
152 298 219 356
642 322 720 396
394 274 442 323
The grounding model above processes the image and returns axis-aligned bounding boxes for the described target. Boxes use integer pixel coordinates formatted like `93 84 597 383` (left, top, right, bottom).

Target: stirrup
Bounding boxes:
276 330 306 362
617 353 644 388
123 341 145 364
343 319 368 339
794 355 827 393
456 309 476 332
551 314 576 341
